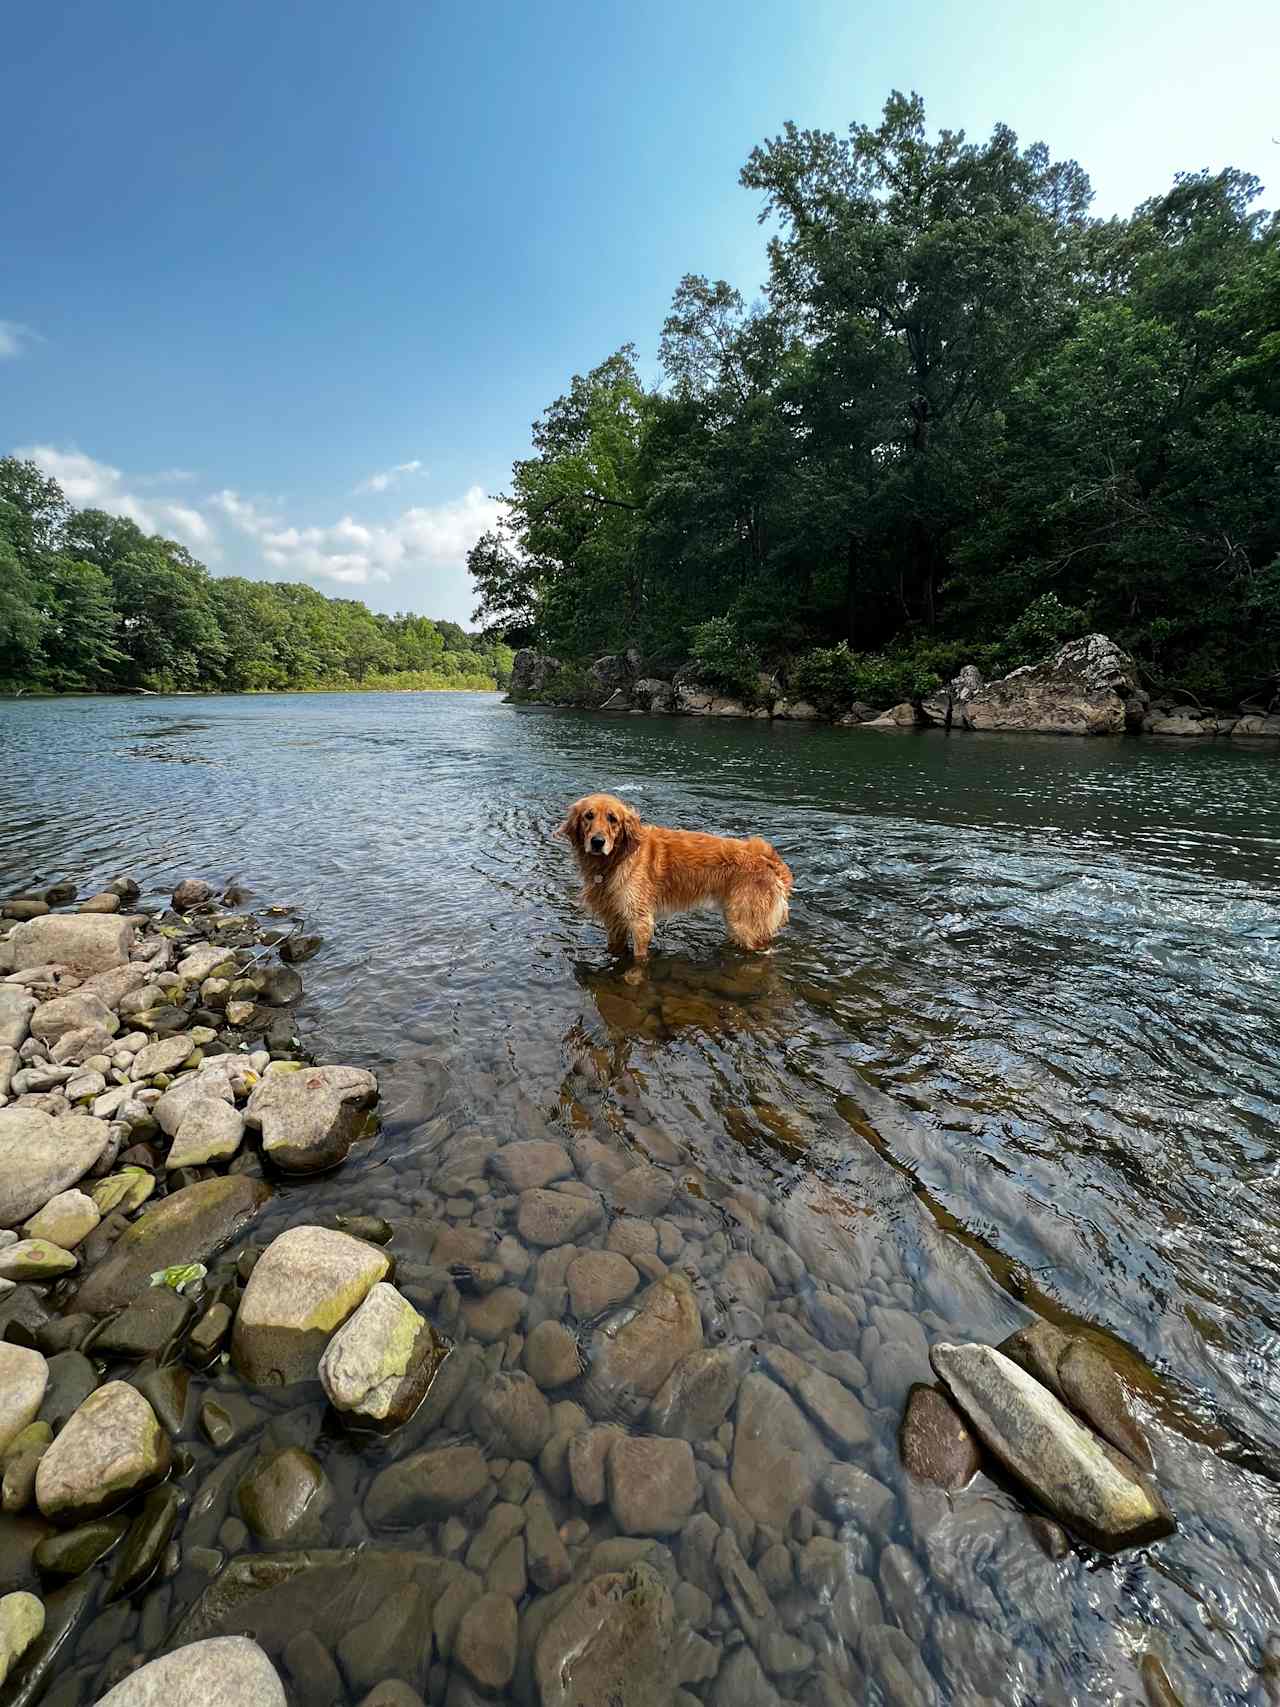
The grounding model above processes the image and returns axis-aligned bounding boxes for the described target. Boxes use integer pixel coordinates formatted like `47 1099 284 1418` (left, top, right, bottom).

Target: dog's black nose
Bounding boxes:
590 835 606 852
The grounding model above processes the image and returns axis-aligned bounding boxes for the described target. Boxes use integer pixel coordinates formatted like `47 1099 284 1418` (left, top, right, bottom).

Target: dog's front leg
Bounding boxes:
630 914 654 961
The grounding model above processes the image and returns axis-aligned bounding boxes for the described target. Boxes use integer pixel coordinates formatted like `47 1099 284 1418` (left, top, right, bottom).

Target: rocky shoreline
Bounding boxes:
0 876 1191 1705
508 634 1280 740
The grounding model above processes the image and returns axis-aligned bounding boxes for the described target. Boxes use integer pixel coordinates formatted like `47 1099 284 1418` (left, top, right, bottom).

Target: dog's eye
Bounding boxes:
583 810 594 821
607 813 618 825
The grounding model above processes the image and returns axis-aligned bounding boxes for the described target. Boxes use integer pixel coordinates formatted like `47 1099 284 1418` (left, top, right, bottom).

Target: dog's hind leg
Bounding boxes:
724 883 787 951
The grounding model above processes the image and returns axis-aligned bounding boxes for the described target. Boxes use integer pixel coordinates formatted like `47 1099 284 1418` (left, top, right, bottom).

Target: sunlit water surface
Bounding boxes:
2 692 1279 1705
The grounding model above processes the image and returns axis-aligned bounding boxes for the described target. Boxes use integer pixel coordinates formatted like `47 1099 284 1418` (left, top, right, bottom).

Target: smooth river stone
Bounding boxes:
730 1372 824 1528
5 914 135 976
0 1345 49 1456
580 1272 703 1423
244 1063 378 1173
319 1282 450 1427
0 1109 112 1229
35 1382 170 1522
930 1342 1173 1551
534 1564 674 1707
233 1226 390 1385
93 1636 286 1705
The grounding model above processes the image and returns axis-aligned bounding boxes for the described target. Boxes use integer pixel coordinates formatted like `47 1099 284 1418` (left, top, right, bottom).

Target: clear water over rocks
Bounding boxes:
1 690 1280 1705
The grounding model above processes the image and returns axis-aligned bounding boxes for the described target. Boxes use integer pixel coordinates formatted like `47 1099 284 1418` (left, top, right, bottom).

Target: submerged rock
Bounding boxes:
581 1272 703 1423
238 1447 333 1543
730 1373 824 1528
245 1064 378 1173
930 1342 1173 1551
233 1225 390 1385
0 1109 112 1229
35 1381 170 1522
319 1282 450 1428
94 1635 286 1704
1057 1338 1154 1471
365 1443 489 1526
899 1382 981 1490
534 1564 675 1707
607 1435 698 1535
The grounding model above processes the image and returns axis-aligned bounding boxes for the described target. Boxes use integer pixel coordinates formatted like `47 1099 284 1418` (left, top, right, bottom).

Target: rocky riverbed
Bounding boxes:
0 874 1262 1706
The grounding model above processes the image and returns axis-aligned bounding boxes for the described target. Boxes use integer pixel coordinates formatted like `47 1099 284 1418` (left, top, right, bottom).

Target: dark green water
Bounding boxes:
2 691 1279 1704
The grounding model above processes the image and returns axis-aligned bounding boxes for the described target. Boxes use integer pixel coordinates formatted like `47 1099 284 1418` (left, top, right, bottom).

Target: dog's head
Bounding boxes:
559 792 640 859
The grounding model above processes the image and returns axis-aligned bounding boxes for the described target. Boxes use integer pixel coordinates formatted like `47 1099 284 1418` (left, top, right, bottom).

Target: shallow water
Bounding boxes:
3 690 1280 1705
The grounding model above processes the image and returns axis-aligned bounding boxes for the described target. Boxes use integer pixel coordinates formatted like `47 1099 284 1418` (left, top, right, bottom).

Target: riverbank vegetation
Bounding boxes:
469 92 1280 707
0 458 512 694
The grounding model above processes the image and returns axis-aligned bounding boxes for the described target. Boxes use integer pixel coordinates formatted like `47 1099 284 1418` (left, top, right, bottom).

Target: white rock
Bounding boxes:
931 1342 1173 1551
0 989 35 1051
6 914 135 976
244 1064 378 1174
319 1280 448 1425
92 1636 286 1705
0 1344 48 1455
167 1097 245 1168
130 1034 196 1080
23 1189 100 1249
0 1591 45 1688
177 944 238 983
232 1226 390 1385
0 1108 112 1228
35 1382 170 1521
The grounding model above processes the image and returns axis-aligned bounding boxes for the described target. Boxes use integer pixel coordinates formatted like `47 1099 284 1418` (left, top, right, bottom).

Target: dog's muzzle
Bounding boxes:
589 835 606 853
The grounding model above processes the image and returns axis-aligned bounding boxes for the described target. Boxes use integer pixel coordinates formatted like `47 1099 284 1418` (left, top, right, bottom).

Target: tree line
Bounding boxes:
469 92 1280 708
0 459 513 694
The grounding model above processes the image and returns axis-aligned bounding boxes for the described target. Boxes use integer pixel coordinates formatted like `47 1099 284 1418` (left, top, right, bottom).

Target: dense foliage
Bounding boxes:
0 460 513 694
470 93 1280 705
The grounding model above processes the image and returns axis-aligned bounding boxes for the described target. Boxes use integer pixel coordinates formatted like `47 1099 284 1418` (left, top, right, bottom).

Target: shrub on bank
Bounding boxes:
688 618 763 702
787 644 941 712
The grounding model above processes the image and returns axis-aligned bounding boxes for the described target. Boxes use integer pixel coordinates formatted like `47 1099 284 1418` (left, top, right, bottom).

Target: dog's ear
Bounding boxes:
556 800 583 843
619 802 642 854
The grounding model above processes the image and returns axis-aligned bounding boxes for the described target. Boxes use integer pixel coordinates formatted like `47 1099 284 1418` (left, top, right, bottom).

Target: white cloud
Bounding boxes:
14 444 500 608
14 445 220 559
0 321 40 360
353 457 424 495
215 482 503 589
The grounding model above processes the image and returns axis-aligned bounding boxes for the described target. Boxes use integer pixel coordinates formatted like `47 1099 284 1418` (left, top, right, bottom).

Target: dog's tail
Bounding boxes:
747 837 794 895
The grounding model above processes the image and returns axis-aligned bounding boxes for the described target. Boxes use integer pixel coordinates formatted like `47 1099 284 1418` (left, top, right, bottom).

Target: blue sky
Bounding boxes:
3 0 1276 624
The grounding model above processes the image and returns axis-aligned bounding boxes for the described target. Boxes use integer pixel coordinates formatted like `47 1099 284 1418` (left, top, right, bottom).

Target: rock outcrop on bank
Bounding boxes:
508 636 1280 739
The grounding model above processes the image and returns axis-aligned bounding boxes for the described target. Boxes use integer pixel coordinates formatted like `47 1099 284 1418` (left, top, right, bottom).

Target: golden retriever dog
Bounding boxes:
559 792 793 960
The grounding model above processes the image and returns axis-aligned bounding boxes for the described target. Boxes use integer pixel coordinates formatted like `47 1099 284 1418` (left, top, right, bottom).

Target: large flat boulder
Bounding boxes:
93 1636 286 1705
5 914 135 975
0 1110 113 1228
961 634 1138 736
931 1342 1172 1551
232 1226 390 1385
73 1175 272 1315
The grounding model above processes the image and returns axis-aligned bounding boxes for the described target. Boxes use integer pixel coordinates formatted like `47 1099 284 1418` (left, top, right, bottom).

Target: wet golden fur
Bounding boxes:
559 792 793 960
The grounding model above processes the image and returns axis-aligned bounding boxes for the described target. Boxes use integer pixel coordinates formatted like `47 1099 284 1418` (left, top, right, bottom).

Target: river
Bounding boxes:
2 690 1279 1704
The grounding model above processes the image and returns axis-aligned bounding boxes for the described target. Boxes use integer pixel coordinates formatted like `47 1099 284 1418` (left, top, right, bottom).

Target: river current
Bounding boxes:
1 690 1279 1705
